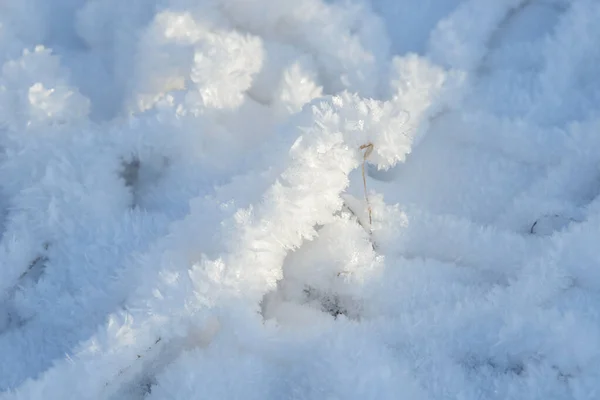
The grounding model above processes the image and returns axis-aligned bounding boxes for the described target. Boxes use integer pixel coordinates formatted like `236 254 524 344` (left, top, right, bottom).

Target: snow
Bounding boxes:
0 0 599 398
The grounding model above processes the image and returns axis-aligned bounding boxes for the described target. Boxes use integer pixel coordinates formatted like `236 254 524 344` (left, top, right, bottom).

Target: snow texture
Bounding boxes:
1 0 600 399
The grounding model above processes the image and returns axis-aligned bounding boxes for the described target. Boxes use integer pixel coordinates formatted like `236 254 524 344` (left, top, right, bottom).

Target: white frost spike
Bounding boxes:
28 83 89 123
188 30 264 110
275 59 323 115
131 11 205 112
0 46 90 129
390 53 464 148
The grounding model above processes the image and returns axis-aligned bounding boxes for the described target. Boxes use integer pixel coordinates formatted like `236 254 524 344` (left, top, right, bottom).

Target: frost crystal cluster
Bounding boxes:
1 0 600 399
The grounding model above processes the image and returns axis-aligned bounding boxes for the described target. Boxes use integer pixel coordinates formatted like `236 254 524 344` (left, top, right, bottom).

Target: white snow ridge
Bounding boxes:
1 0 600 399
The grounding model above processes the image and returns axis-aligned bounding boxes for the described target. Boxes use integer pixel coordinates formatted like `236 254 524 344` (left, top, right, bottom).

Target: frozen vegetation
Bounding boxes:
1 0 600 398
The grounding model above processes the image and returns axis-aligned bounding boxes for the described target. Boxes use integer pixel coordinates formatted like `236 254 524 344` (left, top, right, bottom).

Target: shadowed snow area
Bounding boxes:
0 0 599 399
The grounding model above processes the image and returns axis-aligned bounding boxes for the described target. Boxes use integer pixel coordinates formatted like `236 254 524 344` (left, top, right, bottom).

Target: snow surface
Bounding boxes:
1 0 600 398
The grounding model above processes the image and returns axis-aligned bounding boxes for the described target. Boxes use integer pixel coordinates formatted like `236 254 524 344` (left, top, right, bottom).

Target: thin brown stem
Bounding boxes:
359 143 374 230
